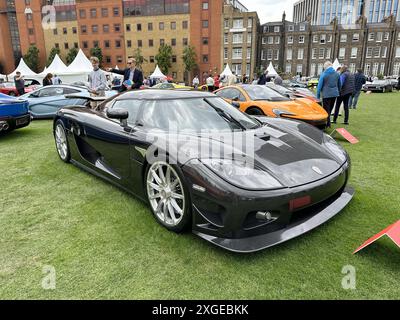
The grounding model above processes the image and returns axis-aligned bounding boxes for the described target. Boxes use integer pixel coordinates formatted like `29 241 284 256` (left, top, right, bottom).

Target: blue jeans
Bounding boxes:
349 91 361 108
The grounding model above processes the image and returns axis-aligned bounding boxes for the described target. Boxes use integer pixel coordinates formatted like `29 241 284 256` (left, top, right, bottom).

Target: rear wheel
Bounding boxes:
145 161 191 233
54 120 71 163
8 92 16 97
246 107 264 116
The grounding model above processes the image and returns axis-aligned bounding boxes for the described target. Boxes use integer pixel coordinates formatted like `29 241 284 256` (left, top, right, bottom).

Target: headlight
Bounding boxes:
273 109 296 117
201 159 283 190
324 134 348 163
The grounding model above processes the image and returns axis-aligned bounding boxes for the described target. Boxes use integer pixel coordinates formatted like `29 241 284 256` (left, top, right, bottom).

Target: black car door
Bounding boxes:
77 100 143 190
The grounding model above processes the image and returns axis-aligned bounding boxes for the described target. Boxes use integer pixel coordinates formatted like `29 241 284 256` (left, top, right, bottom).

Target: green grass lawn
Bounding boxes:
1 92 400 300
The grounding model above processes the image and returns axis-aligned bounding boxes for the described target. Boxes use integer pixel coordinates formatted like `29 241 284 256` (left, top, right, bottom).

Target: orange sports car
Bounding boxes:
215 85 328 128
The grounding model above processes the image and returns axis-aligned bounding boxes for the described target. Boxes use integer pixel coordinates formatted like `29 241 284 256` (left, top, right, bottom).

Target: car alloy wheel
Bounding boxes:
146 161 188 231
55 121 70 162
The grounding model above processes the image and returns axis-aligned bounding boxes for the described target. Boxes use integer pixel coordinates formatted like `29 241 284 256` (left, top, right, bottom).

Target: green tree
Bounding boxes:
182 45 197 84
90 46 103 65
66 47 79 65
155 44 173 75
132 48 147 70
24 46 40 73
47 47 60 67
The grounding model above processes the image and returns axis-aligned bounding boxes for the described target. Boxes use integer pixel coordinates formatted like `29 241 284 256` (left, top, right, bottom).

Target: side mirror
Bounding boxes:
107 108 129 127
231 101 240 108
30 92 39 98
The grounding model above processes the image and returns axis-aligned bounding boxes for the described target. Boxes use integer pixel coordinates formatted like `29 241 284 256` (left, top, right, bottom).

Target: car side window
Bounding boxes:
216 88 233 99
111 99 142 125
38 87 64 97
63 88 81 95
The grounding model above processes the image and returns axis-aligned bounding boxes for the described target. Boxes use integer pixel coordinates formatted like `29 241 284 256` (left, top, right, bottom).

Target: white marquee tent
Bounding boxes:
267 62 278 76
45 54 69 75
150 65 166 79
67 49 93 74
8 58 39 79
220 64 233 77
332 58 341 71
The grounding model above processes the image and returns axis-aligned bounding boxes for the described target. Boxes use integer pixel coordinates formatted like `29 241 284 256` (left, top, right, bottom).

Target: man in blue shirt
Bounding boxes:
317 61 341 128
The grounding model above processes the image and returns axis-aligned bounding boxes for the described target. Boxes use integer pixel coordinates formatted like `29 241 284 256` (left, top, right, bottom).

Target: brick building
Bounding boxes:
259 13 400 77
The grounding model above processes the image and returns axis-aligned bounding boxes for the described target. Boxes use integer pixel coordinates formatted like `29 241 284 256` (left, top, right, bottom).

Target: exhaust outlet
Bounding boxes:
0 121 9 132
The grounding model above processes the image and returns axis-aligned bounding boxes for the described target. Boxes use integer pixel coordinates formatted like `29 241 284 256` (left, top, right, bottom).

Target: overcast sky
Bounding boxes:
239 0 295 24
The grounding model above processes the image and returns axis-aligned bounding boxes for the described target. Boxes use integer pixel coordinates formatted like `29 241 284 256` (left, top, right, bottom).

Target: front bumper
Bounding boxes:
183 160 353 253
195 186 354 253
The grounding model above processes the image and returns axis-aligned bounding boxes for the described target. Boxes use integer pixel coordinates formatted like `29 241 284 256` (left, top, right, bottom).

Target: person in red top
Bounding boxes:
213 74 220 90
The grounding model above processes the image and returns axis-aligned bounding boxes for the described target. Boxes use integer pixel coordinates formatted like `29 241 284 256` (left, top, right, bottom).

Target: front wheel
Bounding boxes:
54 120 71 163
146 161 191 233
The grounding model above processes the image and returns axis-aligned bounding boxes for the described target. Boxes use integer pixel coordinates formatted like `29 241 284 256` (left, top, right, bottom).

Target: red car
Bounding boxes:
0 79 40 96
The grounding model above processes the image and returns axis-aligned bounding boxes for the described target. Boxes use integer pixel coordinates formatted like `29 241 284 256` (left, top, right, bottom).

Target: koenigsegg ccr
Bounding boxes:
53 90 354 253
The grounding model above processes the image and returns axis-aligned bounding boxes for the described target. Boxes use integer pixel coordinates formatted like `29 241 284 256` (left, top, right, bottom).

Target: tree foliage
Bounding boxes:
66 47 79 65
132 48 147 69
182 45 197 79
24 46 40 73
155 44 173 75
47 47 60 67
90 47 103 65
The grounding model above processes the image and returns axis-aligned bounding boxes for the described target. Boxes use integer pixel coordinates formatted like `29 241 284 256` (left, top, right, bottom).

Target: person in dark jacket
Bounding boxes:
14 71 25 96
43 73 53 86
333 65 355 125
349 69 366 109
257 71 268 85
317 61 341 128
107 57 143 92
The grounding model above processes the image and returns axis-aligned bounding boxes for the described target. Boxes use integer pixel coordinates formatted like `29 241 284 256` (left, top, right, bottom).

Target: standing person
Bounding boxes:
14 71 25 96
88 56 108 96
258 71 268 85
228 71 237 86
43 73 53 86
206 75 215 92
192 75 199 89
349 69 366 109
52 74 62 85
107 57 143 92
397 76 400 91
274 74 283 85
333 65 355 125
317 61 341 128
213 74 220 90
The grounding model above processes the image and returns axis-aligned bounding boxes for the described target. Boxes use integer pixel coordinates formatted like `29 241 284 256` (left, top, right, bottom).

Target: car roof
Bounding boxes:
116 89 215 100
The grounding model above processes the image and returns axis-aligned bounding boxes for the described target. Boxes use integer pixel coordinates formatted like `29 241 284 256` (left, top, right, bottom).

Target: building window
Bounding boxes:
274 49 279 60
224 19 230 28
286 64 292 73
393 62 400 76
233 33 243 44
74 42 78 49
232 48 243 59
340 34 347 42
202 20 209 28
126 24 131 32
339 48 346 59
202 2 209 10
182 21 188 29
312 48 317 59
127 40 132 48
117 56 123 63
297 48 304 59
63 28 67 35
373 47 381 57
103 24 109 33
106 56 111 63
274 26 280 32
150 56 155 63
224 33 229 44
159 22 164 30
233 19 243 29
349 63 356 73
104 40 110 48
90 9 97 18
138 40 142 47
248 18 253 28
114 24 121 32
376 32 383 42
287 48 292 60
183 38 188 46
268 36 273 44
261 50 266 60
72 27 77 34
275 36 280 44
79 9 86 19
160 39 165 46
326 48 331 59
267 49 273 60
92 25 98 33
55 43 59 49
296 64 303 74
202 38 208 45
224 48 228 60
288 36 293 44
351 48 358 59
113 7 120 17
313 35 318 43
319 48 325 59
53 28 58 35
172 38 177 46
368 33 375 41
247 33 252 44
384 32 390 41
366 47 373 58
93 41 99 47
102 8 108 17
299 24 305 31
247 48 251 60
203 55 209 63
382 47 387 58
149 39 154 47
171 22 176 30
64 43 69 50
148 23 153 31
115 40 121 48
83 41 88 49
299 36 305 43
81 25 87 34
172 55 177 63
320 34 326 44
288 25 294 31
137 24 141 31
353 33 360 41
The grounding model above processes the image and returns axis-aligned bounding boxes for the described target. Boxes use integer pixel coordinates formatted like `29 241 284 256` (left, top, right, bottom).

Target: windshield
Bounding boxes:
372 80 386 84
243 85 290 101
140 97 261 132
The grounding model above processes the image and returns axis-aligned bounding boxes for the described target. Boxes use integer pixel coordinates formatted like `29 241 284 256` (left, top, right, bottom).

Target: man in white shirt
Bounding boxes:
88 56 108 96
206 75 215 92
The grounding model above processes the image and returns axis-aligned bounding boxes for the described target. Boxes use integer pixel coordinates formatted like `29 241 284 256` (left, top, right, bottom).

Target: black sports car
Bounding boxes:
53 90 354 253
